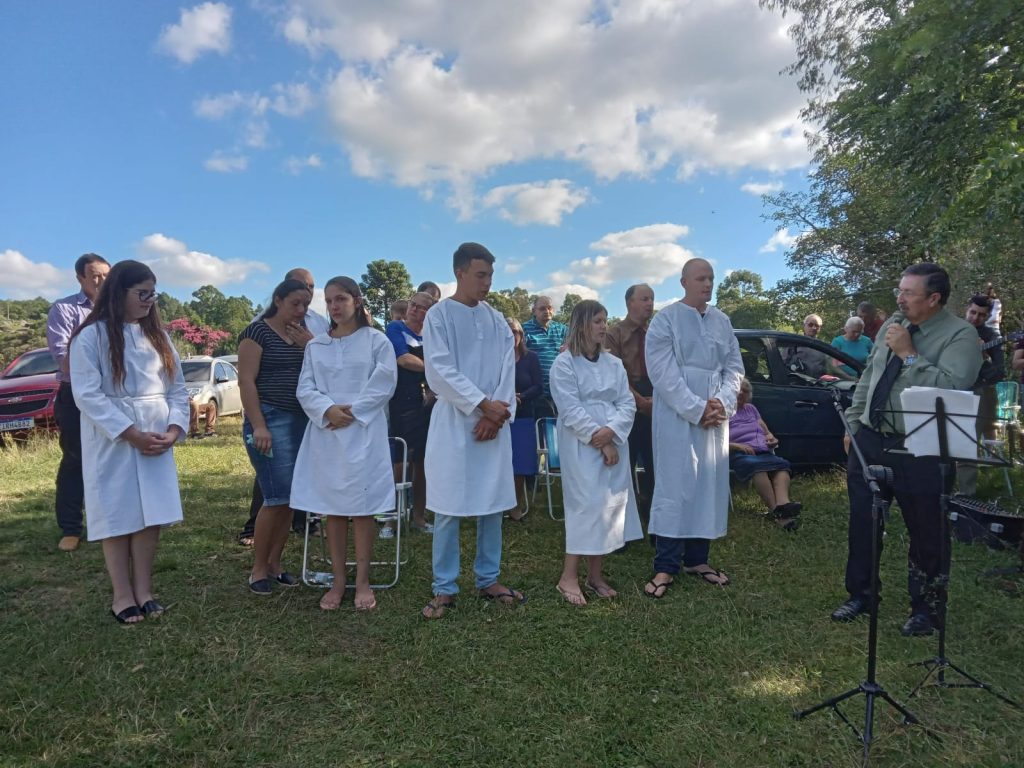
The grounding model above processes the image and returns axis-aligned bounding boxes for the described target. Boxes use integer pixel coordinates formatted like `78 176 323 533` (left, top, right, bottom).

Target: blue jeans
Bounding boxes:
653 536 711 575
431 513 503 596
243 403 308 506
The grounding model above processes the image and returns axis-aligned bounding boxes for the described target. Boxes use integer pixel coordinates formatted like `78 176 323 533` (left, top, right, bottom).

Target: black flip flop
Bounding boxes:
140 600 165 617
112 605 144 624
644 578 673 598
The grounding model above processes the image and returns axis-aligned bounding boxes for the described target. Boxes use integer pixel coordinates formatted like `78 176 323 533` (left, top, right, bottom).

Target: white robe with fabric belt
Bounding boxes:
646 302 744 540
291 327 398 517
550 351 642 555
70 323 189 541
423 299 516 517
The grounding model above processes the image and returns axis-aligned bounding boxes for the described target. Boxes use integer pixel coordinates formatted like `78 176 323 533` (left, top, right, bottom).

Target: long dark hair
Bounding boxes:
72 260 176 388
263 278 311 319
324 276 372 330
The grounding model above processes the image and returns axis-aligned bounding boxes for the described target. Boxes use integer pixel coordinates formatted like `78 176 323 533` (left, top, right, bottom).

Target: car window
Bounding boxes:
224 364 237 381
737 337 772 383
3 350 58 378
181 361 212 383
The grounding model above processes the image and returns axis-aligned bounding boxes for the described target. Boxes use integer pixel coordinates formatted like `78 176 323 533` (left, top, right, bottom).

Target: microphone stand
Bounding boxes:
794 391 920 767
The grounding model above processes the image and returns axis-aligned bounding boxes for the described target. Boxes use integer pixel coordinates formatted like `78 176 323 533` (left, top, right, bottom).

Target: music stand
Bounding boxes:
794 394 920 767
885 395 1021 709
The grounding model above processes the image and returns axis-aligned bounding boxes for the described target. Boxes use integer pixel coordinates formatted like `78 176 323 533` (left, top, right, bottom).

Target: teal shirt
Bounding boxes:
831 334 873 376
522 318 568 396
846 308 982 435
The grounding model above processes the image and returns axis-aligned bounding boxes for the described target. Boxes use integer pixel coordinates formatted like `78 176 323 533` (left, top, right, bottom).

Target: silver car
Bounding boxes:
181 357 243 420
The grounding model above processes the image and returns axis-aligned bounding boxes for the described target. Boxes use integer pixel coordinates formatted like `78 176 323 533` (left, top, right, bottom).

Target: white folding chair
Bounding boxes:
532 417 563 520
301 436 412 590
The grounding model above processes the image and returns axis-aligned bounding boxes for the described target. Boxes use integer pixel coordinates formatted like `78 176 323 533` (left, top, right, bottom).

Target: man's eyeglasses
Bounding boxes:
132 289 160 302
408 302 431 312
893 288 927 299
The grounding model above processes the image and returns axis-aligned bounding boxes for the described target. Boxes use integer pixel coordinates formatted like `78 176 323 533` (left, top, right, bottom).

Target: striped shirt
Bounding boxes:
522 318 568 396
238 320 305 412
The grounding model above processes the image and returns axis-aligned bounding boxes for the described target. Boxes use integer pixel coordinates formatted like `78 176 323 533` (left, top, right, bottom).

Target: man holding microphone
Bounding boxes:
831 263 981 636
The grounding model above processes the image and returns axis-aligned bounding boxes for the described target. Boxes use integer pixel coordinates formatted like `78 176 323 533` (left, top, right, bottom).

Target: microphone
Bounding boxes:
889 309 905 327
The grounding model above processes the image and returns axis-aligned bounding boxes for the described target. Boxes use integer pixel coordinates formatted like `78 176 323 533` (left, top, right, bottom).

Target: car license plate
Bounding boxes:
0 417 34 432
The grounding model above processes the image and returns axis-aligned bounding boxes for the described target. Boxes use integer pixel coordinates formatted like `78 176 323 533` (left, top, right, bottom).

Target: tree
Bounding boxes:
359 260 413 325
556 293 583 324
166 318 232 357
485 291 519 319
761 0 1024 308
715 270 784 330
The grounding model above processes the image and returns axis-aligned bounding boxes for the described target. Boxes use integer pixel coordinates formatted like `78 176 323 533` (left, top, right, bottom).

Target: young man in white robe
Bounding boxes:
420 243 525 619
644 258 744 595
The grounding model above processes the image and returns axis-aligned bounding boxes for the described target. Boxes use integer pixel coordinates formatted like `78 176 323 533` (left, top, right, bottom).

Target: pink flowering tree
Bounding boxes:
166 318 232 356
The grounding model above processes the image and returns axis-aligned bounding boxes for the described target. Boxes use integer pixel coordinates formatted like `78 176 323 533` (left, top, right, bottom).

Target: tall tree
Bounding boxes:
556 293 583 324
761 0 1024 310
715 270 784 330
359 260 413 324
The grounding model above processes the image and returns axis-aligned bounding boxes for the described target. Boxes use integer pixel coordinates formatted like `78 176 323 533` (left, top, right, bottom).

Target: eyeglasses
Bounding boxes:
408 302 431 311
893 288 927 299
132 289 160 302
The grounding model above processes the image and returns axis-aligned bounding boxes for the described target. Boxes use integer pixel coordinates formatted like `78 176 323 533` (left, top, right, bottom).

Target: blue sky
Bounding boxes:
1 1 811 318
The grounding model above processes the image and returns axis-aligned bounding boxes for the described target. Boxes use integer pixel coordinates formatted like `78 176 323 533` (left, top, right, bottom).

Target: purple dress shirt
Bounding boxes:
46 291 93 383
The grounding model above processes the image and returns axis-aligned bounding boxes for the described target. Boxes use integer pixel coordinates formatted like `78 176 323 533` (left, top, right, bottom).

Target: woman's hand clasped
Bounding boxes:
600 444 619 466
590 426 616 448
326 404 355 429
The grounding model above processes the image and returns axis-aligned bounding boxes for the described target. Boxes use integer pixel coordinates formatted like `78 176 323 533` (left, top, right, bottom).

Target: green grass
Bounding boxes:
1 417 1023 767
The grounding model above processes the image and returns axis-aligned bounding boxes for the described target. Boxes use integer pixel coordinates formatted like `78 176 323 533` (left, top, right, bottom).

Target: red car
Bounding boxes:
0 347 60 440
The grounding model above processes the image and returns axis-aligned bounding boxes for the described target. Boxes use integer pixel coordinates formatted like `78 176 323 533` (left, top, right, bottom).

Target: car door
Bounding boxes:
768 336 859 466
215 362 242 414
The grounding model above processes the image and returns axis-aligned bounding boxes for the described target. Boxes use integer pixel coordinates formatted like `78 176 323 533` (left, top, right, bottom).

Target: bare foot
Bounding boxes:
354 586 378 612
556 581 587 605
319 587 344 611
644 572 675 598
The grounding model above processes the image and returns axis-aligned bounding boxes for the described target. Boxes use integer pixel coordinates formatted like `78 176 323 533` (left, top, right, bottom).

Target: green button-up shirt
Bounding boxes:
847 307 982 436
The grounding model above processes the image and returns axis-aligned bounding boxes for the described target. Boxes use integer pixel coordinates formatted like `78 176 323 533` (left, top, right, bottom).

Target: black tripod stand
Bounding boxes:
794 395 920 766
903 396 1021 709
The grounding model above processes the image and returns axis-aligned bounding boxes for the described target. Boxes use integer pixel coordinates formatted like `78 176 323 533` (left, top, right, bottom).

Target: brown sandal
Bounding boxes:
421 595 455 620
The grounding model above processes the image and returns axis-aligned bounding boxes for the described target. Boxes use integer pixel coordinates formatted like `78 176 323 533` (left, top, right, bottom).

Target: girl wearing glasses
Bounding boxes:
69 260 188 624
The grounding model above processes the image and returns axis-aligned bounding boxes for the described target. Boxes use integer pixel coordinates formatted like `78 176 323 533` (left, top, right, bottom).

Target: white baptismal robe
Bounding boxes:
70 323 189 541
646 302 744 540
423 299 517 517
550 351 642 555
291 327 398 517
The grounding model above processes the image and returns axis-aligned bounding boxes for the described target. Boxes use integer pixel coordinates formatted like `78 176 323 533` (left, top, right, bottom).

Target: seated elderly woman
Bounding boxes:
729 378 802 531
830 316 873 380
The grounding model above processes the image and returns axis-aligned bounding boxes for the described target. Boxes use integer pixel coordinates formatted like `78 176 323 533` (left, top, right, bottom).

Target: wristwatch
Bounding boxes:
903 354 917 368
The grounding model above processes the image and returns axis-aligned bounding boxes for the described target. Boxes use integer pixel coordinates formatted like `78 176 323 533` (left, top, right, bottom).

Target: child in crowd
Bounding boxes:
550 300 641 604
291 277 398 611
70 260 188 624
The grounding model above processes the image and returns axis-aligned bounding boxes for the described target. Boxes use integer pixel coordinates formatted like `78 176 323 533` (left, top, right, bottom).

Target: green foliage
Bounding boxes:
556 293 583 324
491 287 537 322
762 0 1024 323
186 286 256 351
359 260 413 325
716 270 784 331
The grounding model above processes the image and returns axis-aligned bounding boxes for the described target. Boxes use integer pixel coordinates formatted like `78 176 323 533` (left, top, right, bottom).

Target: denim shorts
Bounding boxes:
243 403 308 507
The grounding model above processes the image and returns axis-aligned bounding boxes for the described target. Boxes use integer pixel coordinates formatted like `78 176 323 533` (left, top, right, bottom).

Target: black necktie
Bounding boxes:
869 324 919 430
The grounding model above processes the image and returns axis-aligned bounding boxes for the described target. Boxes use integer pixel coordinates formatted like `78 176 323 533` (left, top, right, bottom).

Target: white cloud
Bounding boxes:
0 249 66 299
270 83 315 117
535 283 601 312
436 281 457 299
289 0 809 203
481 180 590 226
136 234 270 287
741 180 784 196
653 296 679 310
204 151 249 173
503 257 534 276
194 91 251 120
759 227 801 253
284 154 323 174
157 2 232 64
549 223 695 289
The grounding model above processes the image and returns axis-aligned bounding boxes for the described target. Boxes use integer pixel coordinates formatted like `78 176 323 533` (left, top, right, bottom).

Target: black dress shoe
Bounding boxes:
831 596 871 622
900 613 935 637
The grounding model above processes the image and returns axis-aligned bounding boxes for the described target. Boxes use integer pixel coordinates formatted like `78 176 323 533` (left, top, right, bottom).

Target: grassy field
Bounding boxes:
2 416 1023 768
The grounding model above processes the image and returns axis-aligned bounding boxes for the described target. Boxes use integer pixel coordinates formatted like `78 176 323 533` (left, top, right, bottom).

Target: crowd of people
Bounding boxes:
43 247 1017 635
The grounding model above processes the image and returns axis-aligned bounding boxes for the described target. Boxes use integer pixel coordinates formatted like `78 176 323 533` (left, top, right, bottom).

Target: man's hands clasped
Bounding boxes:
474 399 511 441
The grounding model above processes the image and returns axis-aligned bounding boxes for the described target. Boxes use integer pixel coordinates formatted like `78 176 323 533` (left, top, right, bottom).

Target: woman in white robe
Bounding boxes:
290 277 397 612
550 300 641 605
69 261 188 624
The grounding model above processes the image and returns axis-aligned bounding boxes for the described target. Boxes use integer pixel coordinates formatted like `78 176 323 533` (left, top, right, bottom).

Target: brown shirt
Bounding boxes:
605 316 652 396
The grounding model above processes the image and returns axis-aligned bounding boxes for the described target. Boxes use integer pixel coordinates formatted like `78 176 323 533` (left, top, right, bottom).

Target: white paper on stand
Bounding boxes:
899 386 979 459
